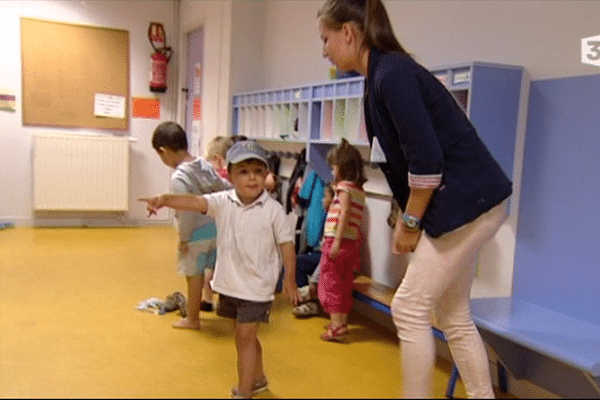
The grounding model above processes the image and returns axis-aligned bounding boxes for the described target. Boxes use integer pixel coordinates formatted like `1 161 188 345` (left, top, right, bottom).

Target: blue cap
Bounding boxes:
226 140 268 166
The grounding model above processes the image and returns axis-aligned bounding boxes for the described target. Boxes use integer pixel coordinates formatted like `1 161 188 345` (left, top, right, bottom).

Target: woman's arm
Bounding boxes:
393 187 435 253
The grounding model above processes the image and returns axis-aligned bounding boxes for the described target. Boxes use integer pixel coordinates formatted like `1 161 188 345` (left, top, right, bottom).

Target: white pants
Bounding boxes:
391 202 507 398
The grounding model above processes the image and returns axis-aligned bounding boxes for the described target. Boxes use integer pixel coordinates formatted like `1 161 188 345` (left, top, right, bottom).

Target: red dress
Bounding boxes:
317 181 365 314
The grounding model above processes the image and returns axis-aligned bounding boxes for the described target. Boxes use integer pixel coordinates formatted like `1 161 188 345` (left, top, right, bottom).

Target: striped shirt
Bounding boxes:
323 181 365 241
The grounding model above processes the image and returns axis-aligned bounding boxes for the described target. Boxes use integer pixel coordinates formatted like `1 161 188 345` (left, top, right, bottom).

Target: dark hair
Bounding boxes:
231 135 248 143
324 182 335 198
151 121 188 152
318 0 408 54
327 138 367 187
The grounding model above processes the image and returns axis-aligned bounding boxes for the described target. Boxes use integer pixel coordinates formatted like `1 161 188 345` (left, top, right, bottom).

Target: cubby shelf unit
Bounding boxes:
232 76 368 144
232 62 526 185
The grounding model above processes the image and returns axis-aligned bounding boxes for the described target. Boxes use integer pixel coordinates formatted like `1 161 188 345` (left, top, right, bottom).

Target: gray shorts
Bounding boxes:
216 294 272 323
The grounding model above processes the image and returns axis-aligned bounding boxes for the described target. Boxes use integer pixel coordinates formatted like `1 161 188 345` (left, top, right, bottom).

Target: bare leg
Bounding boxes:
330 312 348 329
173 275 202 330
201 269 214 306
235 322 266 398
322 312 349 341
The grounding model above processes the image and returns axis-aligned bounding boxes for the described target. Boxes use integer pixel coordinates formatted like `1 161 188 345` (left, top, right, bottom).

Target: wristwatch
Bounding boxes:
402 213 421 231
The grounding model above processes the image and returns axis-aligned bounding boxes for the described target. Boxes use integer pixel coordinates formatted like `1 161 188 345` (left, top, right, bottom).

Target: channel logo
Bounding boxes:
581 34 600 67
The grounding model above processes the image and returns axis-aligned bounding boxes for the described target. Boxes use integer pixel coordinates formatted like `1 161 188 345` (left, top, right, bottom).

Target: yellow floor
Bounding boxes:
0 226 471 398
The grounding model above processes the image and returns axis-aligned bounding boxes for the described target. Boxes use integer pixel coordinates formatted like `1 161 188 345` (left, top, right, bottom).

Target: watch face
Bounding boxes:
403 214 419 228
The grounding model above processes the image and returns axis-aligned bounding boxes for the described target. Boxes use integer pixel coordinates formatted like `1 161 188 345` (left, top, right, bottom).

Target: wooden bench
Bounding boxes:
352 275 461 398
470 297 600 398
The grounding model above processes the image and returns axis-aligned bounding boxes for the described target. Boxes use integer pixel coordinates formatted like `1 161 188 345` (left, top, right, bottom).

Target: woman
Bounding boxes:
317 0 511 397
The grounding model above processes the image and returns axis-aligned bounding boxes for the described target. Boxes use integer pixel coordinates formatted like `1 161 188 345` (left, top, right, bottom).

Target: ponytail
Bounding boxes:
364 0 407 53
319 0 408 54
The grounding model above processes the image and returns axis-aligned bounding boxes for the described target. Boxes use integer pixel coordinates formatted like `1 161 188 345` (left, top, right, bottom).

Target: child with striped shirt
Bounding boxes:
318 139 367 342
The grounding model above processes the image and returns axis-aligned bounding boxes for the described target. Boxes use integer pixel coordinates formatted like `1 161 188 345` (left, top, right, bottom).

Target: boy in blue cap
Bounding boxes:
141 140 300 398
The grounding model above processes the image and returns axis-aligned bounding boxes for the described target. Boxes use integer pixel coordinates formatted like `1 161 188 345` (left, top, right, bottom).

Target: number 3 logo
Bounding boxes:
582 35 600 67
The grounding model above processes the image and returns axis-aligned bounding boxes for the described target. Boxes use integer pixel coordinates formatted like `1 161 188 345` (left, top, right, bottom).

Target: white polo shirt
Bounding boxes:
206 189 294 302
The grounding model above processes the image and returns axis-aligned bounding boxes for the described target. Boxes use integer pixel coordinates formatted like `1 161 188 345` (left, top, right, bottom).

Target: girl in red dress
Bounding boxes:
318 138 367 342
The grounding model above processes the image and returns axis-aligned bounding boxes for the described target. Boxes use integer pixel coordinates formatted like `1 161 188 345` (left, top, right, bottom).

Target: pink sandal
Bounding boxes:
321 324 348 342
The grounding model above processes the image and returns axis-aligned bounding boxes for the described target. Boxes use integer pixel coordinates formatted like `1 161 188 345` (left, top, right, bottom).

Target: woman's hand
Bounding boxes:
393 224 422 254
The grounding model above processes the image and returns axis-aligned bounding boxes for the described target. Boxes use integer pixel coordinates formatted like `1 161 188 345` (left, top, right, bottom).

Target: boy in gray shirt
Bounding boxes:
151 122 230 329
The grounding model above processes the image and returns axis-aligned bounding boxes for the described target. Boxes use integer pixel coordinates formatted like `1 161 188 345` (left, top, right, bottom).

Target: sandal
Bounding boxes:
292 301 320 318
297 285 312 303
230 378 268 398
320 324 348 342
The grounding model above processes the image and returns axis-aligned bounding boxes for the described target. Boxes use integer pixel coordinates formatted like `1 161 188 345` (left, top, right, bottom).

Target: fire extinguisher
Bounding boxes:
149 22 172 93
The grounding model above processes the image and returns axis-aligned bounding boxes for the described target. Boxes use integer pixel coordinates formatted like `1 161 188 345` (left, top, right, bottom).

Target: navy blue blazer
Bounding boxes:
364 47 512 238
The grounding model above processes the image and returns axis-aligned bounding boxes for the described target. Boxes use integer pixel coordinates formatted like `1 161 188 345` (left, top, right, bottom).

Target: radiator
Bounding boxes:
33 133 130 211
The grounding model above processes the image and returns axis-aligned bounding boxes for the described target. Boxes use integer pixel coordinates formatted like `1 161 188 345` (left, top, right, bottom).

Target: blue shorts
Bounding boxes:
177 222 217 276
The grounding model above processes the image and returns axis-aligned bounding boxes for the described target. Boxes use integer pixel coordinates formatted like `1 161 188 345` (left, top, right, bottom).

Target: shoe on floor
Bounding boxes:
297 285 312 303
230 378 269 398
200 301 213 312
292 300 319 318
321 323 348 342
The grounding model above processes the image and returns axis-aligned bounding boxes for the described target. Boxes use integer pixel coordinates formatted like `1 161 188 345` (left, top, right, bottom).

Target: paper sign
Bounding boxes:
453 71 470 85
193 97 202 120
0 94 16 112
94 94 126 119
132 97 160 119
194 63 202 95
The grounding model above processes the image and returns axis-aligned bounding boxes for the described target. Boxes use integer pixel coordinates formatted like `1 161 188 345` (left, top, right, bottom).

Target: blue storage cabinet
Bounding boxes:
430 62 525 181
468 74 600 398
232 62 525 185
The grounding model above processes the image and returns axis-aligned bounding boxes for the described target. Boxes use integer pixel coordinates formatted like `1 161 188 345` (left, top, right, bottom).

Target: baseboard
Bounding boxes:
3 216 172 228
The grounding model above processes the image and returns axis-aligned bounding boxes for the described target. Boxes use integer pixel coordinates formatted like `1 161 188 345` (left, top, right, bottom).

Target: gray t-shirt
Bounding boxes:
171 157 231 242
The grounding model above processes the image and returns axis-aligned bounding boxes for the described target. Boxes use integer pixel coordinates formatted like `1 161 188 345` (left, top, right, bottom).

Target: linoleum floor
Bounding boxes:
0 226 471 398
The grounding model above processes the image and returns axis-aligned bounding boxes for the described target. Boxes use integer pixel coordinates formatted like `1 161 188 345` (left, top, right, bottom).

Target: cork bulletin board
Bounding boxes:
21 18 129 130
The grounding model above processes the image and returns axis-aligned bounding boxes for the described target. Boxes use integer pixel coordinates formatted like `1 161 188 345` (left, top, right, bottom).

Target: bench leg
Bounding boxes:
445 364 460 398
497 361 507 393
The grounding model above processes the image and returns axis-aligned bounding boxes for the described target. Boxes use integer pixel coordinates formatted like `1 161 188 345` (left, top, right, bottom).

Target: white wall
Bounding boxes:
230 0 266 94
0 0 180 226
0 0 236 226
255 0 600 88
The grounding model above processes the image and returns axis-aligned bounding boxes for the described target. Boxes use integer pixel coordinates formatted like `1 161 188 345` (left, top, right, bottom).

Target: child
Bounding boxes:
151 122 231 329
140 140 300 398
207 135 280 198
292 183 335 318
205 135 234 181
318 139 366 342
